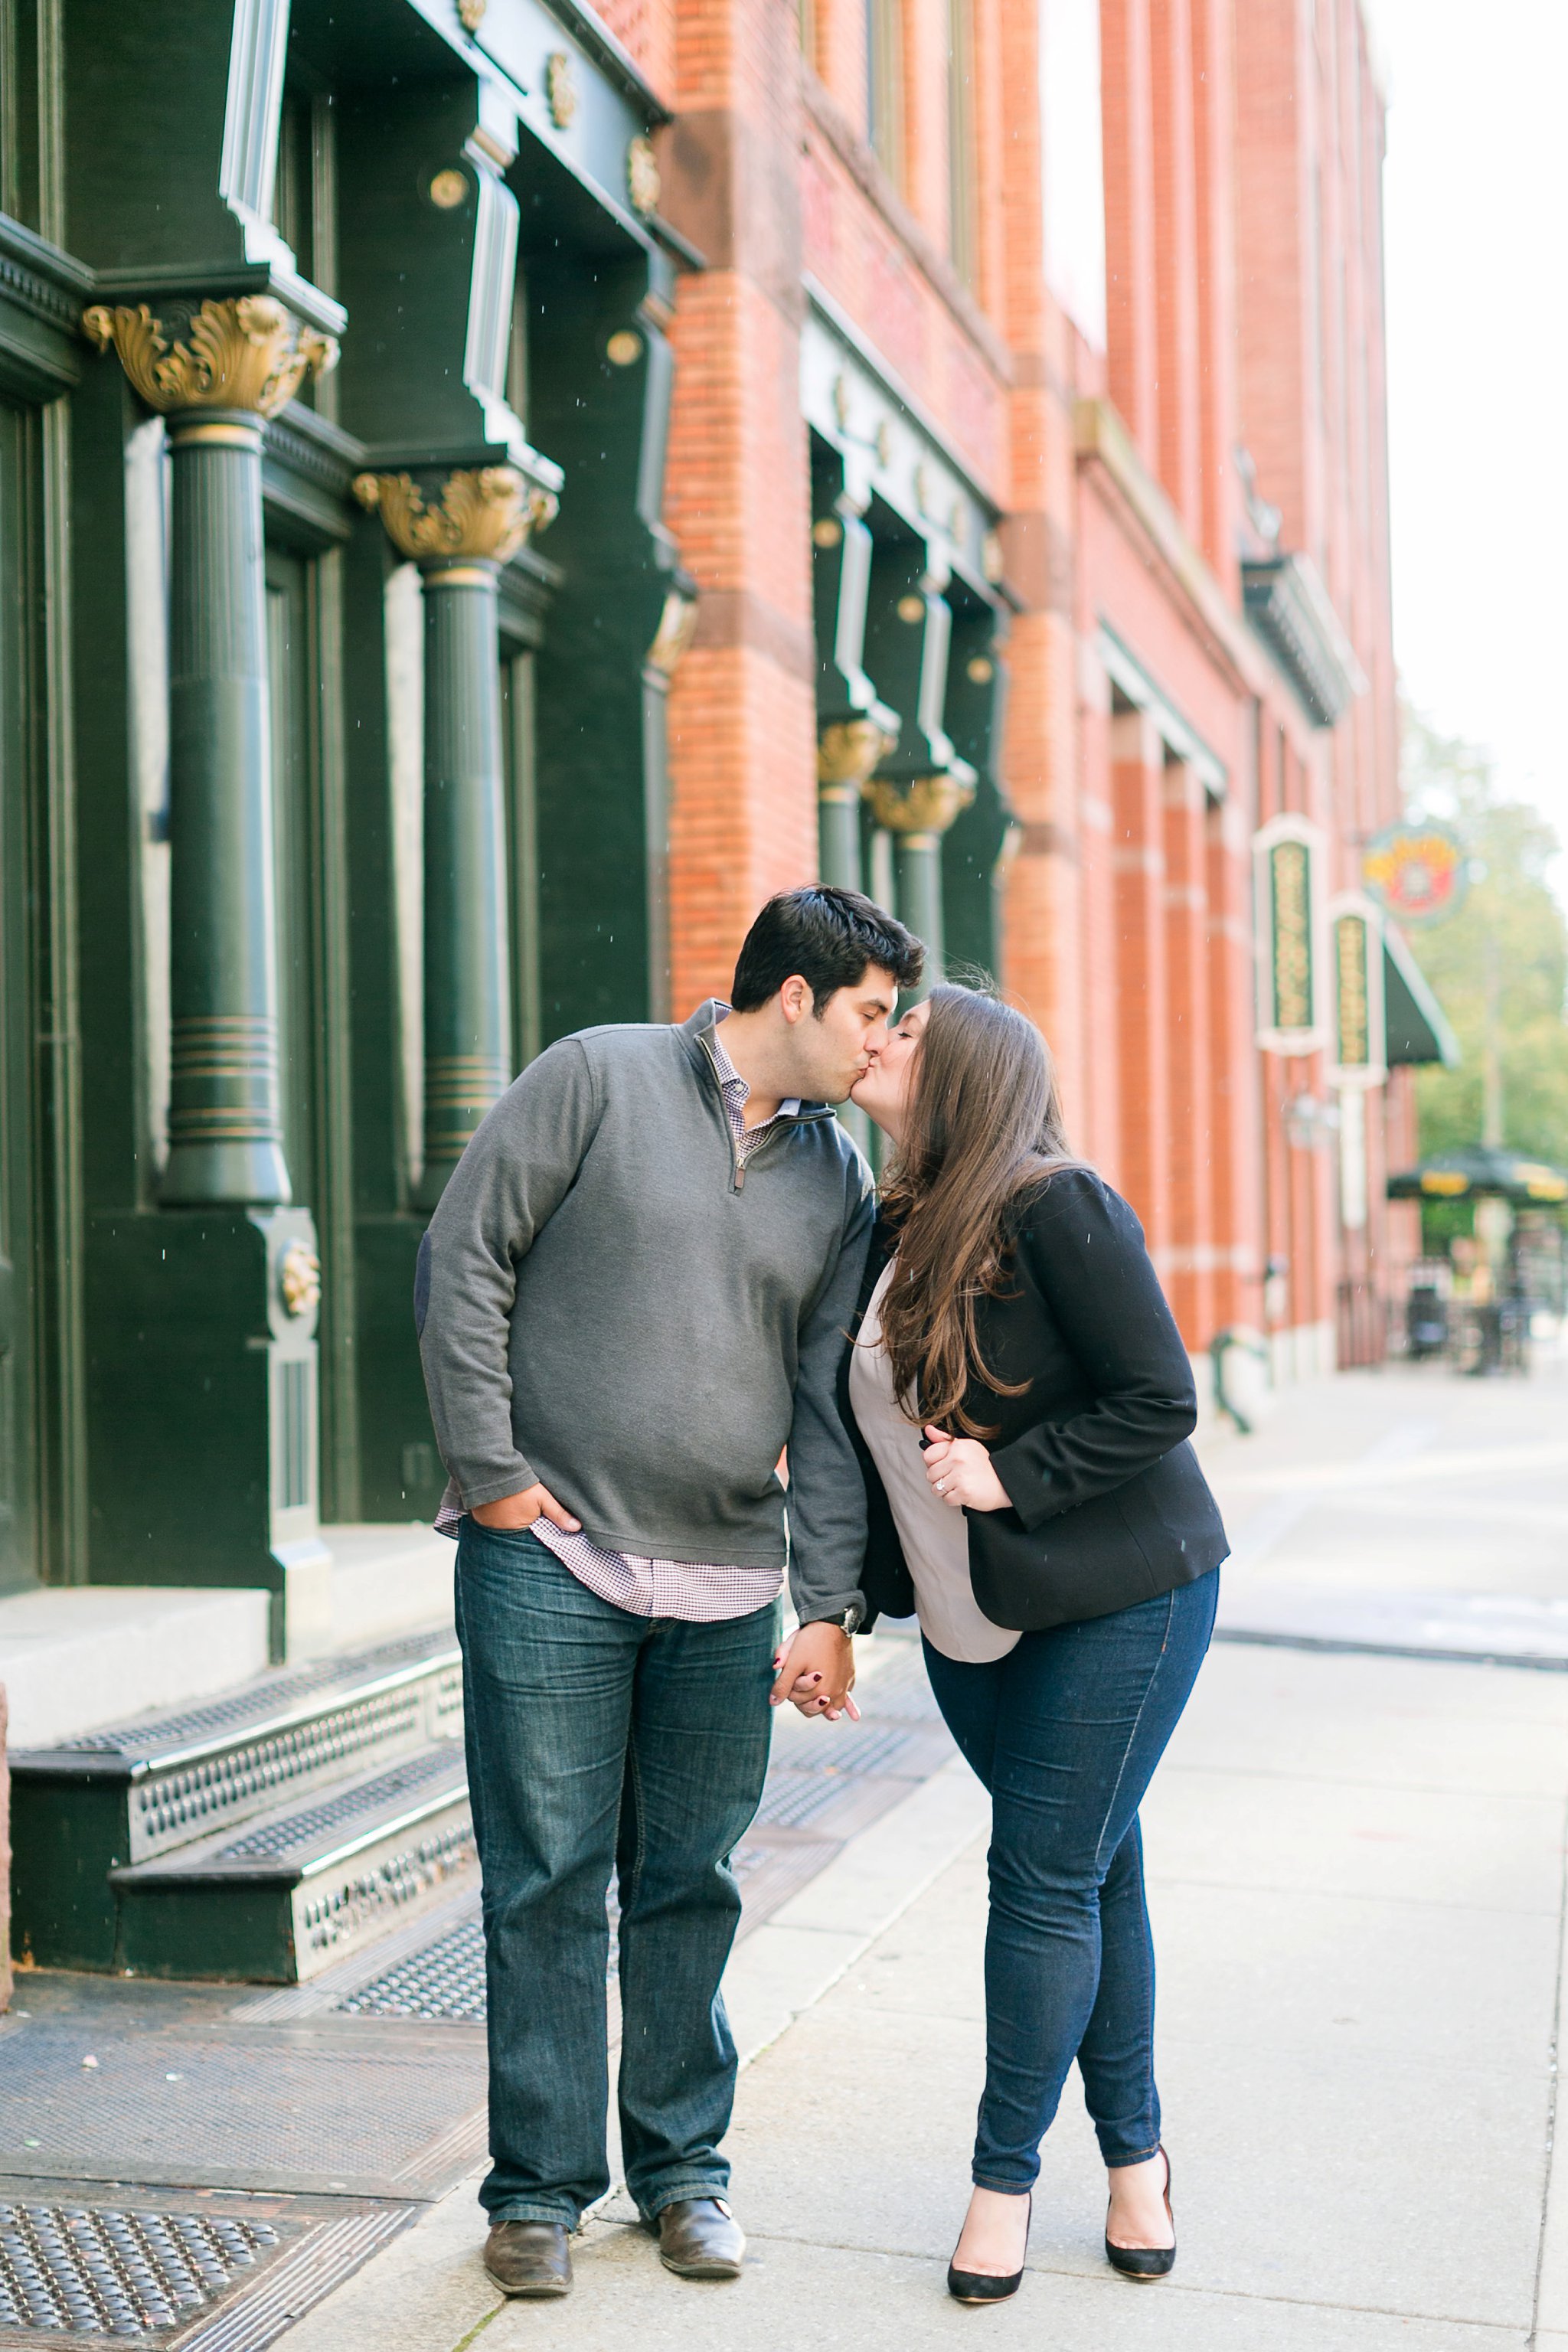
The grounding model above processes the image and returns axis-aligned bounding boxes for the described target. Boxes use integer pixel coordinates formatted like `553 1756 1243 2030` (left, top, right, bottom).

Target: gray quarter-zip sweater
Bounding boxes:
415 1001 875 1623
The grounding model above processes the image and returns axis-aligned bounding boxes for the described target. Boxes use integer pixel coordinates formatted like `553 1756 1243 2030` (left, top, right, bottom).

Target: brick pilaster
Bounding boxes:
661 0 817 1014
1162 756 1214 1344
1102 0 1160 468
1206 787 1263 1334
1111 707 1171 1249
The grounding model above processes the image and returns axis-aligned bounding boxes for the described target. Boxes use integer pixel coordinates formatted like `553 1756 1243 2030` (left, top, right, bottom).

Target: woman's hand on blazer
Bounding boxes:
923 1427 1011 1514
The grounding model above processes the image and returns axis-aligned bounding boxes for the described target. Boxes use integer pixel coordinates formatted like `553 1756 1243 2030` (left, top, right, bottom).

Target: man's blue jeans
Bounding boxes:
454 1521 779 2226
922 1570 1218 2190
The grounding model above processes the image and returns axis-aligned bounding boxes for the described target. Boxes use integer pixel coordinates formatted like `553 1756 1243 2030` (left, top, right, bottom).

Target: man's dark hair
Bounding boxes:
730 887 923 1014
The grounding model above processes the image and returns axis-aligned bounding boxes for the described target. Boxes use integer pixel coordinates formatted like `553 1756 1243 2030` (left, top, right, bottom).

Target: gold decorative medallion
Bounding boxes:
811 517 843 549
457 0 487 29
896 592 926 624
546 51 580 128
606 329 642 367
279 1240 322 1319
429 167 470 209
627 134 661 215
864 772 975 838
353 466 557 564
82 296 338 417
965 655 995 684
817 717 897 789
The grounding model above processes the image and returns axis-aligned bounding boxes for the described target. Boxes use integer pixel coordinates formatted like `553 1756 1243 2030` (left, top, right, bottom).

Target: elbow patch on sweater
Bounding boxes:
413 1230 432 1337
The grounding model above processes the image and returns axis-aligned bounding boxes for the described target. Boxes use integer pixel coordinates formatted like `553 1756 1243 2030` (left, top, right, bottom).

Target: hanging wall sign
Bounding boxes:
1362 821 1468 926
1253 814 1328 1056
1327 893 1387 1088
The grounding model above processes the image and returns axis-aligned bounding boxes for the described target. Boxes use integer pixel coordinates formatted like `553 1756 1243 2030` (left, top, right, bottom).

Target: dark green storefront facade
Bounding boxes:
0 0 694 1645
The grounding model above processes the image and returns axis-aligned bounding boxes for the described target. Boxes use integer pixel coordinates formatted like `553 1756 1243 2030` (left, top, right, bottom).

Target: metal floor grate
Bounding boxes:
0 2199 282 2337
339 1916 487 2022
0 2022 487 2200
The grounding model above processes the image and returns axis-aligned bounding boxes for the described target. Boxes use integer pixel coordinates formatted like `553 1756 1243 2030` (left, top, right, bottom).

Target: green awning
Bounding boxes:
1382 925 1460 1067
1388 1146 1568 1204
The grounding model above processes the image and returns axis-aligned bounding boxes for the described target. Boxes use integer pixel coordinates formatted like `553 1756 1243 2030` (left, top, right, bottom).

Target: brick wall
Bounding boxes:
654 0 1400 1363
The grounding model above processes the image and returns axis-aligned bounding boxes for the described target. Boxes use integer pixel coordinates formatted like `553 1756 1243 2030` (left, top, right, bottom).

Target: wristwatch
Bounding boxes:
812 1605 864 1638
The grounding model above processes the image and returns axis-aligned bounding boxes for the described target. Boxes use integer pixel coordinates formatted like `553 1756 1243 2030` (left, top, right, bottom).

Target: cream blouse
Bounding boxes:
848 1258 1020 1664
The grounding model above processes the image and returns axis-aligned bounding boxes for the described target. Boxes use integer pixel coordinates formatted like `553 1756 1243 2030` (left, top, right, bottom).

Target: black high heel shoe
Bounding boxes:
946 2191 1031 2305
1105 2144 1175 2280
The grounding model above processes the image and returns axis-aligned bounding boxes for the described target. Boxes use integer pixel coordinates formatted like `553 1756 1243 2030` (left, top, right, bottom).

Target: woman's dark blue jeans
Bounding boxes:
455 1520 779 2227
923 1568 1217 2191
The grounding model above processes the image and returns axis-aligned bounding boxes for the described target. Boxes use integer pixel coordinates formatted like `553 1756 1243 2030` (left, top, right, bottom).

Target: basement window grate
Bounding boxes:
0 2200 279 2337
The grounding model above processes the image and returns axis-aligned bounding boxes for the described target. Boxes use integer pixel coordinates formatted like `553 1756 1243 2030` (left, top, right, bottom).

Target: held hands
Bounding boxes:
770 1621 861 1723
923 1428 1011 1514
470 1482 582 1533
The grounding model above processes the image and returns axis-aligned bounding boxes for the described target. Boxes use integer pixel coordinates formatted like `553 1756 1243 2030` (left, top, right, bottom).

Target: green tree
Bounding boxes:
1401 713 1568 1174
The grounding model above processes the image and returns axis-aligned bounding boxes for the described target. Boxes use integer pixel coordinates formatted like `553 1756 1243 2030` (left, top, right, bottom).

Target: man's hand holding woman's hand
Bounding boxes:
922 1429 1011 1513
471 1483 582 1533
472 1492 861 1726
770 1622 860 1722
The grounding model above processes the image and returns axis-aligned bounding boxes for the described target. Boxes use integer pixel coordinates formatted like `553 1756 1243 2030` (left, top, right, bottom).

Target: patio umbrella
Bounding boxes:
1387 1145 1568 1205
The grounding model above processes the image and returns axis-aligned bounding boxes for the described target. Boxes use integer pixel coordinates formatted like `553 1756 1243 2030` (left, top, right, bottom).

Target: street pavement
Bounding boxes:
286 1345 1568 2350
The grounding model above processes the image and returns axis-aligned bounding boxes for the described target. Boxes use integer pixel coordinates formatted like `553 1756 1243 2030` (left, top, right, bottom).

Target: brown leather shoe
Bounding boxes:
483 2220 573 2297
652 2197 746 2279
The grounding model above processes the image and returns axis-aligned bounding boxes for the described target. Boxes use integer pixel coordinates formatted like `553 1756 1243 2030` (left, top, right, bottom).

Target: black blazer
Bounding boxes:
837 1168 1229 1633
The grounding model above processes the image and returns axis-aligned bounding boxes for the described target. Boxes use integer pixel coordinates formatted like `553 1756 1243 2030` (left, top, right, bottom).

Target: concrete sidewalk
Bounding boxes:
284 1363 1568 2348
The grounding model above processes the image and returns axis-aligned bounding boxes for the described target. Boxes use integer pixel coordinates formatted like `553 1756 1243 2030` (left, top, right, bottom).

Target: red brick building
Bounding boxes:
586 0 1440 1390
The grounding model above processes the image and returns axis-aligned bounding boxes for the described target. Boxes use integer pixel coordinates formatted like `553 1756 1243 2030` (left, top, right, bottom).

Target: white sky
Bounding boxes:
1368 0 1568 900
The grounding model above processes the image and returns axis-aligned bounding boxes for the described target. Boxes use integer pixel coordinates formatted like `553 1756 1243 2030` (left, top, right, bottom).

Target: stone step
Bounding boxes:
110 1744 473 1984
8 1628 462 1972
0 1586 273 1750
318 1525 455 1651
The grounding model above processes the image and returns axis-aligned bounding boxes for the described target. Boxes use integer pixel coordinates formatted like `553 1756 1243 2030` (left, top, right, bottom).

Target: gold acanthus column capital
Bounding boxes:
81 295 338 416
351 467 558 567
817 717 897 805
864 771 976 844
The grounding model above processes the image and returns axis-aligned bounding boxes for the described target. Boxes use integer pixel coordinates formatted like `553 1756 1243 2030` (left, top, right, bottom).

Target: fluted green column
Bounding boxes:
866 776 973 991
858 535 976 993
82 296 338 1203
418 558 512 1200
818 720 892 890
352 464 557 1204
811 466 898 893
161 409 290 1201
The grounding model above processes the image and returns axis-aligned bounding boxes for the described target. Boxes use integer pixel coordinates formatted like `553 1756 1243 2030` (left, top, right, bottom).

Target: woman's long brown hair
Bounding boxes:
876 984 1078 1436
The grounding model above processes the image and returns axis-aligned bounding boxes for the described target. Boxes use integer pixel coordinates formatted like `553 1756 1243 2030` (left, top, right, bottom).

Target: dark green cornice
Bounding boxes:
0 211 92 397
263 404 368 546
